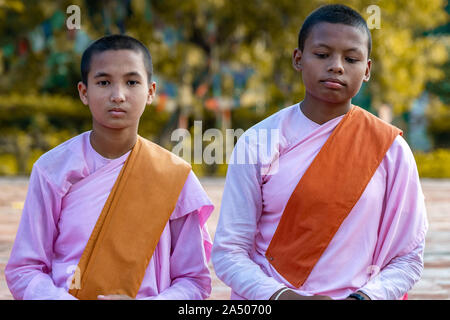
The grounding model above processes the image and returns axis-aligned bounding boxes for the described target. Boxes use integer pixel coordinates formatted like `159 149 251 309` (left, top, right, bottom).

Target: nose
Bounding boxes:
328 57 344 75
110 84 125 104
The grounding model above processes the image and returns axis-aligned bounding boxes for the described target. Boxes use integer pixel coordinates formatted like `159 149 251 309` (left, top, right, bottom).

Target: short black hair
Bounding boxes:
81 34 153 85
298 4 372 58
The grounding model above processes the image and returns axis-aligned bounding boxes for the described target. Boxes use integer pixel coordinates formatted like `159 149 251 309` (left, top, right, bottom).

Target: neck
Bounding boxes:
300 93 352 125
90 124 138 159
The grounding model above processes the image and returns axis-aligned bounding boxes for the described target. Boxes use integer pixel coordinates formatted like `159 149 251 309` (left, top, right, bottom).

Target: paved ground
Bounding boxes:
0 177 449 300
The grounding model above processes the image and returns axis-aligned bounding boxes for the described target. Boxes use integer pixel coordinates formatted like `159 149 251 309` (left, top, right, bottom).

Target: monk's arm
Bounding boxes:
211 137 286 299
151 211 211 300
357 136 427 300
357 240 424 300
5 166 76 300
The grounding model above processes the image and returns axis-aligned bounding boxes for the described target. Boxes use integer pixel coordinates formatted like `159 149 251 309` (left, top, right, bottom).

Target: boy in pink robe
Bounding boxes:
5 35 213 300
211 4 428 300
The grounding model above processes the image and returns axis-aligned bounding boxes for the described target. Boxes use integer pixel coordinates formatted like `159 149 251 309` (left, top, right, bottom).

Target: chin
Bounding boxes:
96 122 129 131
316 94 350 105
323 98 349 105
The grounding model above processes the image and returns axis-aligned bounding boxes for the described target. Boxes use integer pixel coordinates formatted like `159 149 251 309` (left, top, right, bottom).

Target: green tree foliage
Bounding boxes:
415 148 450 178
0 0 448 175
425 19 450 149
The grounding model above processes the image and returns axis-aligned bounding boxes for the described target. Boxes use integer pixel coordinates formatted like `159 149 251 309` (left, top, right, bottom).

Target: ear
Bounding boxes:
292 48 303 72
363 59 372 82
146 81 157 105
77 81 89 105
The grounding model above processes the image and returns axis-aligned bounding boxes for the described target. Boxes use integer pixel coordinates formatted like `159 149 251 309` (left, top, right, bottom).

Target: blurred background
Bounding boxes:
0 0 449 300
0 0 448 177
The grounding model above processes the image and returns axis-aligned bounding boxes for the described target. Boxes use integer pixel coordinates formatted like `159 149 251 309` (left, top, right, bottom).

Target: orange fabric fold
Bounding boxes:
69 136 191 299
265 105 402 288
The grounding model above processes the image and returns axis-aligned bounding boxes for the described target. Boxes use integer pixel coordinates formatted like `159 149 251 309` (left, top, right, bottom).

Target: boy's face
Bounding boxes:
293 22 371 105
78 49 156 131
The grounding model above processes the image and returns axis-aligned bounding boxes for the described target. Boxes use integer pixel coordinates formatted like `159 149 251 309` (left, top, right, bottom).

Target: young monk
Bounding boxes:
212 4 428 300
5 35 214 300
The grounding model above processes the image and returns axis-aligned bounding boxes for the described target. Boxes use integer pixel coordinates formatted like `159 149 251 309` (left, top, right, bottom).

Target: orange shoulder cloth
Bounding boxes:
265 105 402 288
69 136 191 299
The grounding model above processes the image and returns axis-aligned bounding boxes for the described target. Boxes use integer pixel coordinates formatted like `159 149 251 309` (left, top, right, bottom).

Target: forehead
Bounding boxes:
89 49 146 76
306 22 368 54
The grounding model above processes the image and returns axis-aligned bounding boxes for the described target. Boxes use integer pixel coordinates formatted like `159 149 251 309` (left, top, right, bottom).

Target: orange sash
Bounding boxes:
68 136 191 299
265 105 402 288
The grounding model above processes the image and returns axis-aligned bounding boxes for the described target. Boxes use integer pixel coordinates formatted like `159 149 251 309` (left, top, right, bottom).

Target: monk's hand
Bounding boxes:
97 294 133 300
270 288 332 300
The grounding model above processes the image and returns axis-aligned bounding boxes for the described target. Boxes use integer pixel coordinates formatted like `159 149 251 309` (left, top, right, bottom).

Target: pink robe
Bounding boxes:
212 103 428 300
5 131 214 300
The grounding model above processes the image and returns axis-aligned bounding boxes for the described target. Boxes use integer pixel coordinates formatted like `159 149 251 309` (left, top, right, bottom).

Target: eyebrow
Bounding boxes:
93 71 144 78
314 43 363 53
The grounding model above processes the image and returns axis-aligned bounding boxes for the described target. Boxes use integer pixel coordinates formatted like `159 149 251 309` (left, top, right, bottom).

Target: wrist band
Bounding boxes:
273 287 291 300
348 293 366 300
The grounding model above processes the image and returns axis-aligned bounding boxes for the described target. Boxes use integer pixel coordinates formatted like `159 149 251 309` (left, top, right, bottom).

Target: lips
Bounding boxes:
109 107 126 112
108 107 126 116
320 78 346 89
